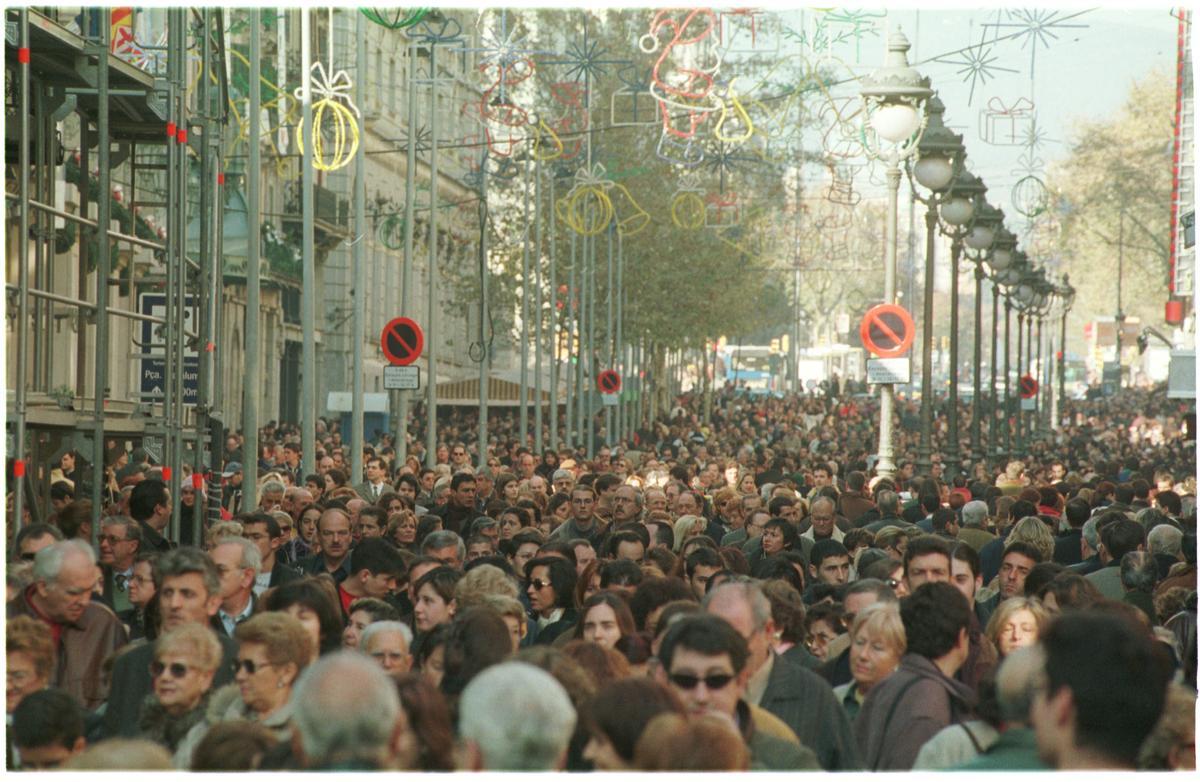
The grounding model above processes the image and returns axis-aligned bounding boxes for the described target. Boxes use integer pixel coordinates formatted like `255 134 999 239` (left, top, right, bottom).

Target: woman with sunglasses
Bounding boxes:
174 612 314 768
138 623 223 765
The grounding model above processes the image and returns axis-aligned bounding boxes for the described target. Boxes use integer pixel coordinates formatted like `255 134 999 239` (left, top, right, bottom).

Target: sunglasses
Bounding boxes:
234 658 273 675
529 578 553 591
150 661 191 679
668 672 735 691
19 552 37 561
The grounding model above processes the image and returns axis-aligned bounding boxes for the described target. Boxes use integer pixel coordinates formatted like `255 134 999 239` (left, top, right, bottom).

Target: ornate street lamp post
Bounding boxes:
938 170 986 477
963 201 1002 465
909 95 966 479
859 30 933 481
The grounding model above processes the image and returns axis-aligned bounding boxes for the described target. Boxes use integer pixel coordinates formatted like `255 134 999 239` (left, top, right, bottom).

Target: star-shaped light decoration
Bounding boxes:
933 39 1019 106
981 8 1091 79
540 15 631 86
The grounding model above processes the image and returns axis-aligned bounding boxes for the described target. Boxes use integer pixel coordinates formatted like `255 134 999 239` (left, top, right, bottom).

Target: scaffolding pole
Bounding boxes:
243 8 262 511
89 12 112 546
301 9 317 472
351 9 366 485
14 8 31 529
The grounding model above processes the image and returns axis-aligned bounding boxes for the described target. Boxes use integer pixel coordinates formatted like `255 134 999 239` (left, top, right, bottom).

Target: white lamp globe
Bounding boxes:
965 224 995 250
871 102 920 143
940 196 974 226
989 248 1013 271
1016 282 1035 306
913 154 954 191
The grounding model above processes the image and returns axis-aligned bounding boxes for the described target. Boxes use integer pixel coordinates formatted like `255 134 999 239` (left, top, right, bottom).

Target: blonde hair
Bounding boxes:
155 623 223 673
234 610 314 672
206 521 244 548
672 515 706 552
7 616 56 680
454 564 519 610
984 597 1052 652
1004 516 1055 563
849 602 906 657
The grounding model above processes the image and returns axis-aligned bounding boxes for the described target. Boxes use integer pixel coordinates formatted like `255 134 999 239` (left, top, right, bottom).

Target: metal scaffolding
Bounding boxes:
6 8 219 541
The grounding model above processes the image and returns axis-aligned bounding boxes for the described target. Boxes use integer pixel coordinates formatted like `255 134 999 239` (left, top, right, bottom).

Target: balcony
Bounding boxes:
281 180 350 255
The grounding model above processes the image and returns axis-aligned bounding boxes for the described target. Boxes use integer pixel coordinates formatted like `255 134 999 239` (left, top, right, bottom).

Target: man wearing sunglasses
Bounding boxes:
656 614 819 771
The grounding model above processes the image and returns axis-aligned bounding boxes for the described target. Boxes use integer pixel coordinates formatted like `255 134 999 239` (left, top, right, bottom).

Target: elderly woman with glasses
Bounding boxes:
173 612 314 768
138 623 223 765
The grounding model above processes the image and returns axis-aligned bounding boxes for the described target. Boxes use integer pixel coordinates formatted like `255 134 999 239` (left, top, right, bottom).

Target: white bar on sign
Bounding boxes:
866 358 911 385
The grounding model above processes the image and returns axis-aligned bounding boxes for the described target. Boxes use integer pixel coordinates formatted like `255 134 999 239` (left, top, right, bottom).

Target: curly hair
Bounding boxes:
234 611 314 673
7 616 56 681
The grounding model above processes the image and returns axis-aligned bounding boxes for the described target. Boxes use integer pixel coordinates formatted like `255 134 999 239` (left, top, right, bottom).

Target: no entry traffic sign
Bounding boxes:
1020 374 1039 399
381 317 424 366
860 304 915 358
597 369 622 394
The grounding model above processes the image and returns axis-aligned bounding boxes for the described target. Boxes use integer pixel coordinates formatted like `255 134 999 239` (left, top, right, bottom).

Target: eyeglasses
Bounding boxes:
150 661 191 679
234 658 274 675
529 578 553 591
668 672 735 691
100 535 129 544
19 551 37 561
885 578 900 589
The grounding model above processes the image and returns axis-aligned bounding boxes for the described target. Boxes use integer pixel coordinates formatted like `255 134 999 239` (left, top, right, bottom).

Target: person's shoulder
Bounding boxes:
750 730 821 770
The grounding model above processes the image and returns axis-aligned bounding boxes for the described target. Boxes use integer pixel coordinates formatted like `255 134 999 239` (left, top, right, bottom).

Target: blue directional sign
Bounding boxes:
138 292 199 405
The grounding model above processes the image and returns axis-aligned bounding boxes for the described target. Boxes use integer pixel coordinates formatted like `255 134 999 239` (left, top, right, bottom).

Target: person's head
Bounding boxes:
458 661 576 770
15 523 64 562
7 616 54 715
421 530 466 570
1005 515 1055 563
29 540 98 626
985 596 1051 658
129 479 171 526
525 555 578 616
1119 550 1158 595
342 597 400 649
439 606 514 697
903 535 952 591
949 542 983 604
347 537 406 598
1147 524 1184 560
702 578 780 678
581 678 685 770
361 621 414 679
961 500 989 529
413 566 462 633
315 508 353 562
210 536 261 605
656 614 748 720
901 582 972 669
685 547 724 600
848 602 906 695
633 712 749 770
151 623 222 715
187 721 278 771
11 689 86 769
629 576 696 636
1032 611 1170 768
290 651 404 767
808 539 851 586
998 541 1044 599
260 577 344 656
1099 517 1146 564
576 591 636 649
98 516 141 570
1137 682 1197 770
357 506 388 539
233 611 314 715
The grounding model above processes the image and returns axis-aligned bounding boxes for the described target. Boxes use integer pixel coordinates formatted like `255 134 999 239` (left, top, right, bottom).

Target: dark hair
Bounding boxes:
809 538 849 568
129 479 169 523
685 547 723 578
1064 498 1090 529
449 472 476 491
15 522 64 550
415 515 444 547
358 505 388 527
1002 540 1044 565
412 623 452 671
1101 518 1146 561
762 518 799 551
524 555 578 610
1041 611 1170 765
260 577 344 654
950 542 981 580
349 537 406 579
931 508 957 534
240 511 281 539
414 566 462 605
347 596 400 623
628 577 696 631
575 591 637 642
1023 562 1065 596
606 529 647 560
645 520 675 550
11 688 83 751
1037 572 1103 611
600 559 643 590
394 674 456 771
901 582 972 659
903 535 952 574
440 607 513 697
717 546 750 575
190 720 278 771
49 482 74 502
581 678 685 763
761 579 807 644
751 555 805 593
1155 490 1182 516
658 614 749 674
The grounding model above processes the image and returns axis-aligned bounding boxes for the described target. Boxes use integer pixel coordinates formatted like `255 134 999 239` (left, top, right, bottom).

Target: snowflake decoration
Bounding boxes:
934 41 1018 106
982 8 1090 79
463 10 548 68
1019 115 1052 152
393 124 431 155
540 17 631 86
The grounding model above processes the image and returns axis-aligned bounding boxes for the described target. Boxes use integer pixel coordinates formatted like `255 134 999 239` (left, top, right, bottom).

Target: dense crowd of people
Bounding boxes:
5 382 1196 770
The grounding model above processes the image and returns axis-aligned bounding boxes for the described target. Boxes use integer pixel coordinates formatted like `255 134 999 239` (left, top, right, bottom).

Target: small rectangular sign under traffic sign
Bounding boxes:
866 358 911 385
384 365 421 390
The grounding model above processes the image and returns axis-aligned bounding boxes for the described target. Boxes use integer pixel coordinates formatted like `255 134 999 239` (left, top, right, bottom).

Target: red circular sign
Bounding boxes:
597 370 622 393
1020 374 1039 399
381 317 424 366
860 304 915 358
